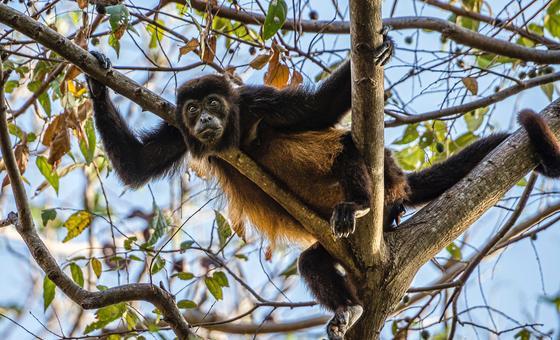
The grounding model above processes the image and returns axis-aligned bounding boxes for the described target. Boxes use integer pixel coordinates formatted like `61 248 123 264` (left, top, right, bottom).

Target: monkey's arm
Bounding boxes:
239 34 393 131
86 54 187 188
89 87 187 187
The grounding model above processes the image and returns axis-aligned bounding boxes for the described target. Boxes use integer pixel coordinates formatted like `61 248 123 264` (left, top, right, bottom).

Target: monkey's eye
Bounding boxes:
186 104 199 114
208 99 220 108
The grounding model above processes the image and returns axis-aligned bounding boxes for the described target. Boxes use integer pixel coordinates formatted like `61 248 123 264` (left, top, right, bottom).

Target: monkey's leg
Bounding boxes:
298 243 363 340
518 109 560 177
406 133 510 205
330 134 372 238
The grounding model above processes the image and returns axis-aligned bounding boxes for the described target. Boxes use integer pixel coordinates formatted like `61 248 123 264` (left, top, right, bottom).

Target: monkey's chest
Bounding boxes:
246 128 347 216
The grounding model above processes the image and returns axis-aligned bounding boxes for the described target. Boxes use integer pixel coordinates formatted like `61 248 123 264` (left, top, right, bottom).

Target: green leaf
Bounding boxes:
205 277 223 300
215 210 232 249
150 256 166 275
91 257 102 278
545 13 560 38
70 263 84 288
4 80 19 93
173 272 194 280
446 242 462 261
36 156 59 194
84 303 127 334
541 83 554 101
27 80 51 116
41 208 57 227
280 259 298 277
108 34 120 57
62 211 93 242
106 4 129 34
177 300 197 309
392 124 419 145
43 276 56 311
514 329 531 340
124 236 137 251
464 107 488 132
213 271 229 287
180 240 194 252
147 200 168 247
79 118 96 164
262 0 288 40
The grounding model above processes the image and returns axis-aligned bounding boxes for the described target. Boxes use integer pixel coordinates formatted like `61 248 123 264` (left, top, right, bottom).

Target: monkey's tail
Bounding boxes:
518 109 560 178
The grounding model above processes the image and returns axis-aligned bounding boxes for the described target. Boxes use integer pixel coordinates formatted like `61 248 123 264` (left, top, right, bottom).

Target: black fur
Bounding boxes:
86 31 560 338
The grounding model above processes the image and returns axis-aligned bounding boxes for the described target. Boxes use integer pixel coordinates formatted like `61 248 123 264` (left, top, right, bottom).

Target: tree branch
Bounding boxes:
348 0 386 263
385 70 560 127
181 1 560 64
0 56 193 339
389 99 560 272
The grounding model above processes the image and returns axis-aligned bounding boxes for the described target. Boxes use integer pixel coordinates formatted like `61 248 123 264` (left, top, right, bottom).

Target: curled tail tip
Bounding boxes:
517 109 540 127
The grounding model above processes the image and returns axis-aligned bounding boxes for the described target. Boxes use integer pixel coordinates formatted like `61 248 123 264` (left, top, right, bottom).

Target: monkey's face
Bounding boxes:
183 94 229 145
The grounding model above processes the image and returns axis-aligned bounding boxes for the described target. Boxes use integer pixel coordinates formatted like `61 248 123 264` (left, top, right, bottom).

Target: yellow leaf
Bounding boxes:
462 77 478 95
289 70 303 88
91 257 102 278
63 211 93 242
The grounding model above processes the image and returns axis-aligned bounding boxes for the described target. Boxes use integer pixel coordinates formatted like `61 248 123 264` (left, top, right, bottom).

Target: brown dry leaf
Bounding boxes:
264 51 289 89
200 34 216 64
48 128 71 166
42 114 67 147
289 70 303 88
76 100 93 123
74 25 89 49
3 143 29 187
265 246 273 262
462 77 478 95
65 66 82 82
77 0 88 8
249 53 271 70
178 39 199 60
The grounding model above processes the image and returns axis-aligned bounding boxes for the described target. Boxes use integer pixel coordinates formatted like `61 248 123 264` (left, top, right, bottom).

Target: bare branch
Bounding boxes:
385 70 560 127
0 56 193 339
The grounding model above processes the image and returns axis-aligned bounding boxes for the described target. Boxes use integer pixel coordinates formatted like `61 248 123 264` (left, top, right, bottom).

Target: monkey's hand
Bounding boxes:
86 51 112 99
373 25 394 67
327 305 363 340
330 202 370 238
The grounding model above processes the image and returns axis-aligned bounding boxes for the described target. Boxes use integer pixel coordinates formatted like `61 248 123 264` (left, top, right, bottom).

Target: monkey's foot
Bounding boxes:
374 26 394 66
330 202 357 238
86 51 112 98
326 305 364 340
384 202 406 232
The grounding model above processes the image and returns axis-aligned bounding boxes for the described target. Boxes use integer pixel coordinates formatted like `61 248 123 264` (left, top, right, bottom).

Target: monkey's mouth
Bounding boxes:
197 127 224 144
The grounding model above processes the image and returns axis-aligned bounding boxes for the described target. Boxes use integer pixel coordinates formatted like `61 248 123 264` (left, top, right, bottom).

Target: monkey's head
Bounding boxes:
176 75 240 157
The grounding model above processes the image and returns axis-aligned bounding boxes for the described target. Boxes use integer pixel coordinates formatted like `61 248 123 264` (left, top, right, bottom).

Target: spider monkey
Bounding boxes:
86 33 560 339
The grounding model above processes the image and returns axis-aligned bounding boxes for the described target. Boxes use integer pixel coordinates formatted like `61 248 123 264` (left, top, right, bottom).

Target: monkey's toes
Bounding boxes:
90 51 112 70
326 310 349 340
330 203 357 238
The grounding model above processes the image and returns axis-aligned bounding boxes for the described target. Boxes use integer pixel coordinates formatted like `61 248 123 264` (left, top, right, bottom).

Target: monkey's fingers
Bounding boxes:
90 51 112 70
373 38 394 66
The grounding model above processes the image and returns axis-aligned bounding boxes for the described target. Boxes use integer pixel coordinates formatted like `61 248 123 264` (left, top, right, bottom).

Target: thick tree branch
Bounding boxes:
389 99 560 272
0 57 193 339
421 0 560 48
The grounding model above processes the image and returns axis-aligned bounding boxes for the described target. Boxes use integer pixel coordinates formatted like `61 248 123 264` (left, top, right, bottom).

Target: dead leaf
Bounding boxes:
264 51 289 89
199 34 216 64
42 115 67 147
178 39 199 61
249 53 271 70
462 77 478 95
64 66 82 82
48 128 70 166
289 70 303 88
2 143 29 187
77 0 88 9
